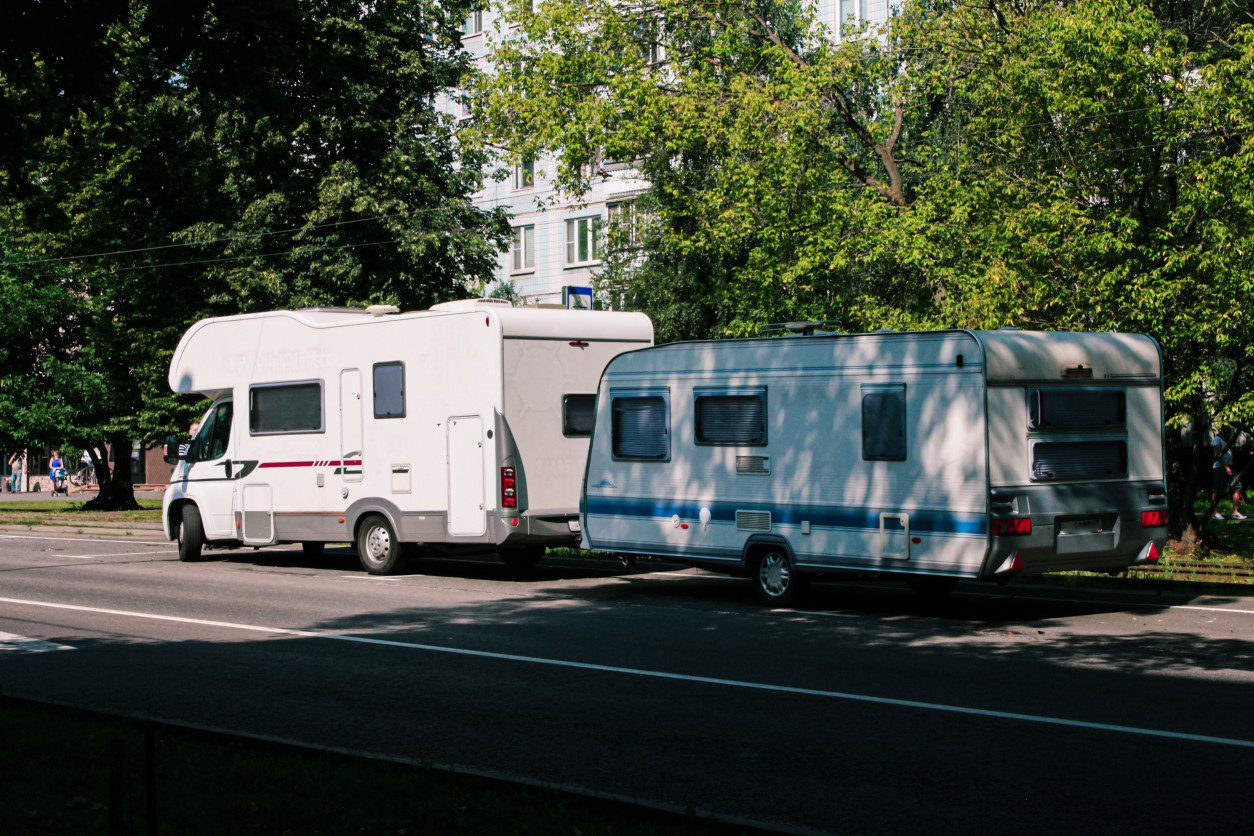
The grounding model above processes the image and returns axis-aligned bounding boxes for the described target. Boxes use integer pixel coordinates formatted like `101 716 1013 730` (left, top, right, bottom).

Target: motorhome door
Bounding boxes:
340 369 363 482
447 416 486 536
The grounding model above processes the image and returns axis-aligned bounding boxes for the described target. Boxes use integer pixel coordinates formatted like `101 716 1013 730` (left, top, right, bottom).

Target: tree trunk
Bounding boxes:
82 434 140 511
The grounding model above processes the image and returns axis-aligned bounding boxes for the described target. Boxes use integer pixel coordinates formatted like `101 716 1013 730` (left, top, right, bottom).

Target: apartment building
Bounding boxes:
456 1 893 305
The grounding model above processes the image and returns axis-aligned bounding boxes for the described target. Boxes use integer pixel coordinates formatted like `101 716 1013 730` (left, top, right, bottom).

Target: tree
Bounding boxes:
473 0 1252 539
1 0 508 508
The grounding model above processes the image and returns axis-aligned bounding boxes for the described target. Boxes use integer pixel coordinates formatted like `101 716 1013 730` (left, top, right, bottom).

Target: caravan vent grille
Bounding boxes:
736 456 771 475
736 510 772 532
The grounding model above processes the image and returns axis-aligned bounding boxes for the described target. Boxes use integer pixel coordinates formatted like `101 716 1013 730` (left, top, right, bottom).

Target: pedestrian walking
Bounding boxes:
8 451 24 493
1212 431 1246 521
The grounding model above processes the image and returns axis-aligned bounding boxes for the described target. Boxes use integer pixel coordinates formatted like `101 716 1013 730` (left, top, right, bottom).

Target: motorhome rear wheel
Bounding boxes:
356 514 404 576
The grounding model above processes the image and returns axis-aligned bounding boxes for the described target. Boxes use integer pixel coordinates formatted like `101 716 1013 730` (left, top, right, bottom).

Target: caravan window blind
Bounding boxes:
250 381 323 435
1032 440 1127 481
563 395 596 437
695 393 766 446
1029 388 1125 430
612 396 669 460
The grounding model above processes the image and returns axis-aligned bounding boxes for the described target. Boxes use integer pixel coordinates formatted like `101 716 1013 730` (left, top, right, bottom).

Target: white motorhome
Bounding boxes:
161 301 653 573
580 329 1168 605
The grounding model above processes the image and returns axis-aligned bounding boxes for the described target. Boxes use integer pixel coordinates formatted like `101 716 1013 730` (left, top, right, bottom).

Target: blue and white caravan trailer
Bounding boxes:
579 329 1168 605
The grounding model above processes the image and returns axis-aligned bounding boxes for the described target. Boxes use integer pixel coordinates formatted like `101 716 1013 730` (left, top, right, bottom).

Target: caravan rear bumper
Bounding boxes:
982 480 1168 577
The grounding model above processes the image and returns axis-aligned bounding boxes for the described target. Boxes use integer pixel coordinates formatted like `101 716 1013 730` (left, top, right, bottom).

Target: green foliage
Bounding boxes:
1 1 507 500
473 0 1252 434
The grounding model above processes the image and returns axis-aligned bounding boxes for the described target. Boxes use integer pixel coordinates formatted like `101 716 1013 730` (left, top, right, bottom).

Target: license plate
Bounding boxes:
568 519 582 533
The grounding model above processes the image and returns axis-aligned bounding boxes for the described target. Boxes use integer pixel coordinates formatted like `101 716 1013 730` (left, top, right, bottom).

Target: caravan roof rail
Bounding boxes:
760 320 841 337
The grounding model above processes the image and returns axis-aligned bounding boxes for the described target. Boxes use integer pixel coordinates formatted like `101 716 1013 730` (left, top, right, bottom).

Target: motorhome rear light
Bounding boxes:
992 517 1032 537
1140 510 1167 527
510 518 519 527
501 467 517 509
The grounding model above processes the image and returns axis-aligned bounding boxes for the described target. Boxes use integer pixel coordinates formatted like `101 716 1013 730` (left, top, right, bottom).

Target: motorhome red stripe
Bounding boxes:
258 459 362 469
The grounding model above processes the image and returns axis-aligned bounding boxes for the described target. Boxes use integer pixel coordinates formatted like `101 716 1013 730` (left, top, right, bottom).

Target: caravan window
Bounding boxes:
373 362 406 419
1032 440 1127 481
563 395 596 437
862 385 906 461
249 381 323 435
612 395 669 460
1028 388 1125 430
695 391 766 446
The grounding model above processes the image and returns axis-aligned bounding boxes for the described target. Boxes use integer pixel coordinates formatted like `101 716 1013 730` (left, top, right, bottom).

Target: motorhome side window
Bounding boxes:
249 381 323 435
563 395 596 437
862 385 906 461
695 390 766 446
373 362 405 419
612 395 669 460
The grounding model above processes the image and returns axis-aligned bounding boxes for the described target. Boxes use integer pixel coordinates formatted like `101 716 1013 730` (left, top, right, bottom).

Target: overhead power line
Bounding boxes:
11 204 485 267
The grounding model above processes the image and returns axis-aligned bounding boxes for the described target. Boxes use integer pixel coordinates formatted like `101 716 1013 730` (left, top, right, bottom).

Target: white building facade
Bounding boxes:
457 1 894 306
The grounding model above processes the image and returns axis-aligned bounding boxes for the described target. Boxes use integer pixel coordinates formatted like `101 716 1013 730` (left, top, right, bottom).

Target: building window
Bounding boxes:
373 362 405 419
862 385 906 461
511 224 536 273
565 215 604 266
249 381 323 435
563 394 597 437
514 159 535 190
612 395 669 460
840 0 869 37
607 201 642 247
462 11 483 36
695 391 767 446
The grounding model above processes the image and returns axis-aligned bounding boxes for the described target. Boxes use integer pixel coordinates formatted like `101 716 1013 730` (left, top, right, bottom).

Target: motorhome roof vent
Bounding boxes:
366 305 401 317
429 298 514 312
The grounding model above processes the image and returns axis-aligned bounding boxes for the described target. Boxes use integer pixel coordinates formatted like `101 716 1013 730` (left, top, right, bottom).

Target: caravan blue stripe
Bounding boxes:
584 496 988 536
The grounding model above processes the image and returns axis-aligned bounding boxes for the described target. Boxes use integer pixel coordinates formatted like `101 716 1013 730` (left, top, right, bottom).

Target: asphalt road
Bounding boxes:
1 531 1251 834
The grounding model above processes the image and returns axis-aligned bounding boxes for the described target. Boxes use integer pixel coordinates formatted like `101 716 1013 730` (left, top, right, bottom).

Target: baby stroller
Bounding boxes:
51 466 69 496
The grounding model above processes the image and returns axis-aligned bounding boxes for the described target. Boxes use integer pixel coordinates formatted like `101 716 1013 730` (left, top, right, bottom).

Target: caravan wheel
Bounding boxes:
749 548 809 607
356 515 404 575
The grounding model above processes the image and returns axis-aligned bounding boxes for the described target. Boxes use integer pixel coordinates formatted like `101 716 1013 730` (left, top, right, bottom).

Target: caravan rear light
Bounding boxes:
992 517 1032 537
501 467 517 509
1140 510 1167 527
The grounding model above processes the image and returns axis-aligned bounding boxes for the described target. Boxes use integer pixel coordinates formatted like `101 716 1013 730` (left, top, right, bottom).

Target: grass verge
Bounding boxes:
0 697 724 835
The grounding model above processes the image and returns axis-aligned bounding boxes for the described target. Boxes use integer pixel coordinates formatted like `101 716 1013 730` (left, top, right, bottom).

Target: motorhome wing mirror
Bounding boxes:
162 434 186 464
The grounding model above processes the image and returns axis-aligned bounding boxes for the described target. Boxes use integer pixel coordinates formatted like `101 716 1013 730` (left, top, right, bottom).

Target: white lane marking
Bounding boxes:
960 590 1254 617
0 630 74 654
340 575 403 581
1 596 1250 750
648 571 706 578
786 609 859 619
54 550 178 560
0 533 170 546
